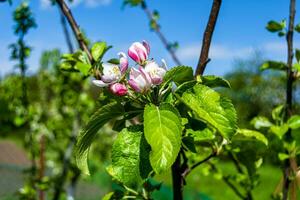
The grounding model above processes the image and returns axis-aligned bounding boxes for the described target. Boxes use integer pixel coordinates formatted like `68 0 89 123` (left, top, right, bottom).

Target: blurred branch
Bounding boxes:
223 176 245 199
283 0 296 199
52 115 79 200
58 7 74 53
209 162 246 200
55 0 92 61
38 135 46 200
140 1 182 66
195 0 222 76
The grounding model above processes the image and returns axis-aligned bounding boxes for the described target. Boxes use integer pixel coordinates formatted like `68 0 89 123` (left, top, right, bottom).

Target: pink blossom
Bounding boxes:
128 41 150 64
144 61 166 85
109 83 128 96
128 67 152 93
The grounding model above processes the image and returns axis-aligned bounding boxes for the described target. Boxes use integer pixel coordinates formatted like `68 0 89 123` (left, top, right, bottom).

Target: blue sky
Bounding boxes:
1 0 300 77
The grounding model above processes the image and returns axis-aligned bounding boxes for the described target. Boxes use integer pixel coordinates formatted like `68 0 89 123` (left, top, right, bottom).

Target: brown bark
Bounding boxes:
195 0 222 76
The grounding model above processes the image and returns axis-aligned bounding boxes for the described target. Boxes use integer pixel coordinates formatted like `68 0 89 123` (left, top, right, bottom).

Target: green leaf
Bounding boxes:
260 61 287 71
186 128 215 142
266 20 285 32
163 66 194 85
271 105 284 122
270 124 289 139
199 75 231 88
75 62 91 76
76 51 90 64
107 58 120 65
278 31 286 37
91 42 106 61
179 84 237 140
296 49 300 63
174 80 197 95
293 63 300 71
278 153 290 161
295 23 300 33
182 136 197 153
251 116 273 129
109 126 152 187
183 128 214 153
288 115 300 129
102 192 114 200
123 0 143 7
144 103 182 173
235 129 268 146
75 102 125 175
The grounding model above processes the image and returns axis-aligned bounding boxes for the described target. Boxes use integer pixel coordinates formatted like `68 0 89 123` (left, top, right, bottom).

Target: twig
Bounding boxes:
182 150 217 178
55 0 92 62
283 0 296 199
140 1 182 66
58 6 74 53
223 176 246 199
209 162 246 199
228 152 243 174
195 0 222 76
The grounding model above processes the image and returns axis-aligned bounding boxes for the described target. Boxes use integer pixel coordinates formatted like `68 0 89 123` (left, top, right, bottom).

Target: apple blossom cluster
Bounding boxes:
92 41 167 96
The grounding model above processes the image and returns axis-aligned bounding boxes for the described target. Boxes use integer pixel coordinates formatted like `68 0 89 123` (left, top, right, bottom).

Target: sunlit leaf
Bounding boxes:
234 129 268 146
288 115 300 129
163 66 194 85
144 103 182 173
91 42 107 61
199 75 231 88
270 124 289 139
179 84 237 139
251 116 273 129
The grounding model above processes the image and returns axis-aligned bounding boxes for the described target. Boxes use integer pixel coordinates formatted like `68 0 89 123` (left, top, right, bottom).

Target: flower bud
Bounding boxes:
128 41 150 64
109 83 128 96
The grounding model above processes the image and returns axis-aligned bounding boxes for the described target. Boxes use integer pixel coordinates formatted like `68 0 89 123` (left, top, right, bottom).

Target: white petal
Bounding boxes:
92 80 108 87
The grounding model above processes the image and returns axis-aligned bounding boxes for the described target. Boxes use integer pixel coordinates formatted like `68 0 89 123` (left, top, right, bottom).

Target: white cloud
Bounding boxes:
40 0 112 9
177 41 300 63
177 43 254 61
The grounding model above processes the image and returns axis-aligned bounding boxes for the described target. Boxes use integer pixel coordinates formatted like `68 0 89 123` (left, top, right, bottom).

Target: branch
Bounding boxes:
140 1 182 66
182 150 217 178
209 162 246 199
283 0 296 199
195 0 222 76
286 0 296 118
228 152 244 174
58 6 74 53
223 176 246 200
55 0 92 62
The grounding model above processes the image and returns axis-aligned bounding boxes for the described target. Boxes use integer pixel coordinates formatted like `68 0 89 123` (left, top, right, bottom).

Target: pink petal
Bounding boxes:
129 67 140 79
139 66 152 85
118 52 128 74
142 40 150 55
128 46 140 63
128 79 141 92
109 83 128 96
